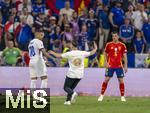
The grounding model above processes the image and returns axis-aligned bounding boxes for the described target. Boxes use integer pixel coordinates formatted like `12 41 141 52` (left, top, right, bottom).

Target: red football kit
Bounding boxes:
105 41 127 68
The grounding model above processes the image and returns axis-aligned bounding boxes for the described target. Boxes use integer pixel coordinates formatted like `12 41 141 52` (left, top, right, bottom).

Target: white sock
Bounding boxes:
41 79 48 89
30 80 37 89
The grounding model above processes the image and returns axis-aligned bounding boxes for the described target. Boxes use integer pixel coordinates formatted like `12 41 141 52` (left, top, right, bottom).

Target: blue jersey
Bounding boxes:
78 16 87 31
119 25 134 39
134 38 145 53
49 33 62 50
78 32 89 50
98 10 110 29
111 7 125 26
18 25 33 44
86 18 98 41
32 4 46 13
142 23 150 43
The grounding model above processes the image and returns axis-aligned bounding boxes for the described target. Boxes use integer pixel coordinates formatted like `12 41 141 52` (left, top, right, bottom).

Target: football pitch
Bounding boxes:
0 96 150 113
51 96 150 113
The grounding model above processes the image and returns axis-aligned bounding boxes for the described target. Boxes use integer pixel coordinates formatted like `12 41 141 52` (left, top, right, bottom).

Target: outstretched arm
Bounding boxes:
89 42 97 56
49 50 62 58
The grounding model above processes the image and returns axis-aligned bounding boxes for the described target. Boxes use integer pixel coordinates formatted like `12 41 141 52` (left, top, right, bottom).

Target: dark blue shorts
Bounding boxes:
105 68 124 78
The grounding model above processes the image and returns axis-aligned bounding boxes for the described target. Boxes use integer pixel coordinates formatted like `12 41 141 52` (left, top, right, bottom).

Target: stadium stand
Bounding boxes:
0 0 149 68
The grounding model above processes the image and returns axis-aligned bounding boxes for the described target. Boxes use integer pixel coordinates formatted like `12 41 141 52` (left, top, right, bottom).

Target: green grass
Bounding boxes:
1 95 150 113
51 96 150 113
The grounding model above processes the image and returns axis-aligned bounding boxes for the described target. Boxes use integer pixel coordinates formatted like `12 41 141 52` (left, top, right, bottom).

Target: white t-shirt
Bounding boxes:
132 11 148 30
28 39 44 59
59 8 74 21
61 50 90 79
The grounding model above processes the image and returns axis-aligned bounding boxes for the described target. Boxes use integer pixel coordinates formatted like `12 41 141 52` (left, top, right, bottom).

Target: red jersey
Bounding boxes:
105 41 127 68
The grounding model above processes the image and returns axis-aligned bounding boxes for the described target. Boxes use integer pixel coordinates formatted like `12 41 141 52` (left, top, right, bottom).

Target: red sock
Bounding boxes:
101 82 108 95
120 83 125 96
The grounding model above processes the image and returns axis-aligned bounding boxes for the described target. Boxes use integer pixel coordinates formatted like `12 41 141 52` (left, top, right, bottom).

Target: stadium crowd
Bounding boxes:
0 0 149 68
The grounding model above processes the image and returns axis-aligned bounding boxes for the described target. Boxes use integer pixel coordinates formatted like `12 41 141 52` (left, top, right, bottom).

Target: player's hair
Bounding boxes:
111 31 118 35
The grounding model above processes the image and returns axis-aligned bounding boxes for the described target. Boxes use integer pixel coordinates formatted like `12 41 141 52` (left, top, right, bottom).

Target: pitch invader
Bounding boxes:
50 41 97 105
28 30 52 91
98 31 128 102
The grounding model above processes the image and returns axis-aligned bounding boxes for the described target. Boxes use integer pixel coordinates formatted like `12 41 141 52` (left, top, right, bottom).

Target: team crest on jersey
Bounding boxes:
118 46 121 51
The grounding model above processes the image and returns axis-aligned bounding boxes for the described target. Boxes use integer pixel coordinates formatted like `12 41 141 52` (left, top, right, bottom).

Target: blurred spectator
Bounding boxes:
15 16 33 51
70 11 79 39
86 9 98 41
134 30 145 53
34 12 45 31
18 0 32 13
131 4 148 30
49 25 63 51
58 14 69 31
0 0 13 24
142 16 150 52
20 7 34 26
49 16 57 36
125 5 134 20
32 0 46 15
97 4 110 51
2 40 21 66
119 18 134 52
42 16 57 50
11 7 20 24
59 1 74 21
109 1 125 31
78 8 88 31
77 25 89 51
88 42 99 67
4 15 16 46
62 23 73 44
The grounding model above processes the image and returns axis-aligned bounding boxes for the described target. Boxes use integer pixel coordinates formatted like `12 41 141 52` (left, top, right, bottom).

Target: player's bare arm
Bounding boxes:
123 53 128 73
89 42 97 56
40 48 54 59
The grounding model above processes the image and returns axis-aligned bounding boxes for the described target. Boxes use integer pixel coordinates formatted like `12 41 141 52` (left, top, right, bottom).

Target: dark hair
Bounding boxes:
111 31 118 35
72 41 78 48
136 29 141 33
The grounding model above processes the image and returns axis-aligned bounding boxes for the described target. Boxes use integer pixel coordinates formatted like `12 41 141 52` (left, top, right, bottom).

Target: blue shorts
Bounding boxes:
105 68 124 78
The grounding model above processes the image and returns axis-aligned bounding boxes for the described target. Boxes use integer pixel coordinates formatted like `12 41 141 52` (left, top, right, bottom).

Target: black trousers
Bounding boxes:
64 76 81 101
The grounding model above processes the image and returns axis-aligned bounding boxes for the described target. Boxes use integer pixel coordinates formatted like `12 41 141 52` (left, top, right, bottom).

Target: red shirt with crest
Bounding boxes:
105 41 127 68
